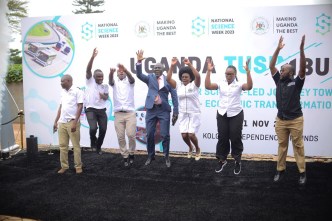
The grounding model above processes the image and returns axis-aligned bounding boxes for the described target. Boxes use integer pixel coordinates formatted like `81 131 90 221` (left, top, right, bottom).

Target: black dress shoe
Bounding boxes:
298 172 307 186
273 170 285 182
165 157 171 168
129 155 134 165
144 157 155 166
124 158 129 167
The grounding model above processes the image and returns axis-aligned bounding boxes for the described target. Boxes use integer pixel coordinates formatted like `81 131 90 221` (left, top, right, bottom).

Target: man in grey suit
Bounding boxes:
135 50 179 168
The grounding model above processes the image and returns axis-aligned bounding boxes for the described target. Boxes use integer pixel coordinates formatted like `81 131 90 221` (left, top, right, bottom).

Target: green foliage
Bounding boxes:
72 0 105 14
10 49 22 64
7 0 28 34
6 49 23 83
6 64 23 83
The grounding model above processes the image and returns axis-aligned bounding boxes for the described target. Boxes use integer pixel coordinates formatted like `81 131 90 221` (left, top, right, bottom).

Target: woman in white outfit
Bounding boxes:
167 57 201 160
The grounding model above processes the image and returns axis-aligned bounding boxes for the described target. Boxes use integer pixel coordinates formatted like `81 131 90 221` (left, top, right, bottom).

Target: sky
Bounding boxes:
8 0 331 49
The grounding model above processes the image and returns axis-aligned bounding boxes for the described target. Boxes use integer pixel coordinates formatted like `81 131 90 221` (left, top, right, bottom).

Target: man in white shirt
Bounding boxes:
53 74 84 174
109 64 136 167
85 48 109 155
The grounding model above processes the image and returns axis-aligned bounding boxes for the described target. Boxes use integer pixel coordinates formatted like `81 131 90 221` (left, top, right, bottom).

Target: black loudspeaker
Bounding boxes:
26 135 38 158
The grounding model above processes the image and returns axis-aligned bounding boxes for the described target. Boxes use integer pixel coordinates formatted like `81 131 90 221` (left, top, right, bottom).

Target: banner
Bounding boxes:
22 4 332 156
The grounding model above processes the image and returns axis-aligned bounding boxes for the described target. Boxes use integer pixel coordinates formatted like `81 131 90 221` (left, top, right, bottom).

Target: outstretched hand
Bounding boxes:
278 36 285 50
300 35 305 50
183 58 191 66
171 57 178 66
206 58 214 71
92 48 98 58
117 63 126 72
109 68 116 74
243 58 251 73
172 114 178 126
136 50 145 62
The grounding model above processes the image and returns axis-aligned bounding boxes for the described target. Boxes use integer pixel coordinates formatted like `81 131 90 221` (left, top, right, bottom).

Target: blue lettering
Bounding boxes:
224 56 237 66
254 56 267 74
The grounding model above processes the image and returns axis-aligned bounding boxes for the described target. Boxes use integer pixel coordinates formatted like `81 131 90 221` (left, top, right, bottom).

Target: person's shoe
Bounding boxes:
215 160 227 173
298 172 307 186
91 142 97 151
144 156 155 166
165 157 171 168
195 150 201 161
129 155 134 165
57 168 68 174
96 148 102 155
273 170 285 182
124 158 129 167
187 150 193 159
234 161 241 175
75 167 83 174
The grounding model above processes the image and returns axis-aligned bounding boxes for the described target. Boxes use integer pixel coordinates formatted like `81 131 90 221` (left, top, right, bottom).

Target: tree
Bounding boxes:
6 0 28 34
6 49 22 83
9 49 22 64
72 0 105 14
5 0 27 83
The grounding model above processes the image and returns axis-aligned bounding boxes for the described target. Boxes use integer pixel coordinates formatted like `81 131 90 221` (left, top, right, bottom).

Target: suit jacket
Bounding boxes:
136 63 179 114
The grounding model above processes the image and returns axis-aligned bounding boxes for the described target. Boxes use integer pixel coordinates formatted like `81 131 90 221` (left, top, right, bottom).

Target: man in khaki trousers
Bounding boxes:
53 74 84 174
109 64 136 167
269 35 307 186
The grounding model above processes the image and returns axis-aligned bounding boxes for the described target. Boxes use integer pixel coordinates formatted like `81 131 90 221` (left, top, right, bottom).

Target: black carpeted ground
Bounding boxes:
0 150 331 221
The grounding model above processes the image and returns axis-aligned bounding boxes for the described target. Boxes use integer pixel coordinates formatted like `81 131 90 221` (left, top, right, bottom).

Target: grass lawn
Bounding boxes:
28 23 50 37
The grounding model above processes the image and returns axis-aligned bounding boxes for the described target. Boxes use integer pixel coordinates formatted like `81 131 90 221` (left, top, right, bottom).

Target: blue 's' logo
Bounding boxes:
192 17 206 37
81 22 94 41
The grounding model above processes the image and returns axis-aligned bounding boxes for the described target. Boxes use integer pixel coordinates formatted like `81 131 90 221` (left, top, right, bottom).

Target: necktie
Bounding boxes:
157 77 162 90
155 77 162 104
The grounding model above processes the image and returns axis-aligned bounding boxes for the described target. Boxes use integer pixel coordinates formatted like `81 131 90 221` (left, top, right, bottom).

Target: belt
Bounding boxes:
153 104 162 108
119 110 127 113
66 119 74 122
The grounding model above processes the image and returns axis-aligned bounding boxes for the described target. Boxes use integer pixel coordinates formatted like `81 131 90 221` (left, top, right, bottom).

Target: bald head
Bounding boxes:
280 64 295 79
61 74 73 90
153 63 164 77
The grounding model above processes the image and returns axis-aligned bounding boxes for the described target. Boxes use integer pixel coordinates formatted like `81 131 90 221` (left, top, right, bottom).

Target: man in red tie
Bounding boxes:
135 50 179 168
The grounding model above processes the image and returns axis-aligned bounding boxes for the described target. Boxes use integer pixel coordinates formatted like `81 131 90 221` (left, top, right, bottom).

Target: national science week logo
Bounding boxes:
81 21 119 41
192 16 206 37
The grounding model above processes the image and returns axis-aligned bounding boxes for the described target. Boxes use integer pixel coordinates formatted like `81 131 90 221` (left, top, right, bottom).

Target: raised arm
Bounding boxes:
269 36 284 76
108 68 116 86
119 64 135 84
242 58 253 91
205 58 218 90
166 57 177 89
184 58 200 87
298 35 306 79
135 50 149 83
86 48 98 79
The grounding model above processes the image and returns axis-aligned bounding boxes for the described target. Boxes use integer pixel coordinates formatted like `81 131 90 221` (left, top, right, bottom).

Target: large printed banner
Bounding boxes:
22 4 332 157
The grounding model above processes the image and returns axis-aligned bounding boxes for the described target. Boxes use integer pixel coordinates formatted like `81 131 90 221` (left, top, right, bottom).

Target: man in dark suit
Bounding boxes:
135 50 179 168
